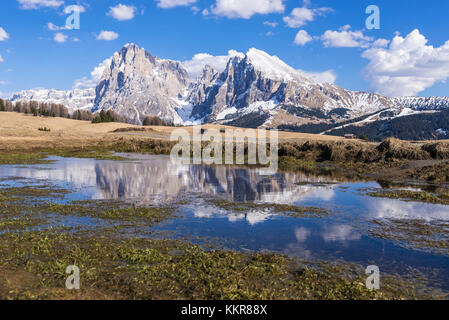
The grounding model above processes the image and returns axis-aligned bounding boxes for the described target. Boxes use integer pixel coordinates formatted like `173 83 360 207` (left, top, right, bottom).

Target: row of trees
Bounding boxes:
92 110 125 123
0 98 125 124
0 98 69 118
0 98 176 127
142 116 173 126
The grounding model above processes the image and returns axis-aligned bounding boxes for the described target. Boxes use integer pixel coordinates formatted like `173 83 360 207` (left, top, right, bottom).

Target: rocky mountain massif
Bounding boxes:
10 44 449 140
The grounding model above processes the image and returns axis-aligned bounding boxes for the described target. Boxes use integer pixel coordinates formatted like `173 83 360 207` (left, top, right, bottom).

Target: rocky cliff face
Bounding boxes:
94 44 190 124
187 48 395 124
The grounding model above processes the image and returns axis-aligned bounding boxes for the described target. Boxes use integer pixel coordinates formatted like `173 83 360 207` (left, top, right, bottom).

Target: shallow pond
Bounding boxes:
1 154 448 290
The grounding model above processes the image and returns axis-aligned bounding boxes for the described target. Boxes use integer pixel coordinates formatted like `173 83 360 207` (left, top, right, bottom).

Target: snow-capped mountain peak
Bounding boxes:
245 48 312 83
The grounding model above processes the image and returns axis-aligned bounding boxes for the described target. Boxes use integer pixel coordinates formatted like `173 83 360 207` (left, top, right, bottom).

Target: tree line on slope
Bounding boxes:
0 98 69 118
0 98 174 126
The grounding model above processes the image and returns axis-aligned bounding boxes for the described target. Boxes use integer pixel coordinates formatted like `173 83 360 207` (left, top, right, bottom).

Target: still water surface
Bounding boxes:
1 154 448 289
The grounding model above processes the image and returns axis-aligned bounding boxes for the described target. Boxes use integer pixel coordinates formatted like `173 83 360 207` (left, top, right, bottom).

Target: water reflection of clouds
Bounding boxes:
189 202 274 226
295 227 311 243
322 225 361 242
366 198 449 221
259 185 336 204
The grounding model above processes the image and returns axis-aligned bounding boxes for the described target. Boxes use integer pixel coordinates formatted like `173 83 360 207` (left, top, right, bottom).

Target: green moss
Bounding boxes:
369 219 449 255
0 229 439 300
0 152 52 165
279 156 316 172
0 186 70 199
211 199 327 218
47 148 126 161
368 190 449 205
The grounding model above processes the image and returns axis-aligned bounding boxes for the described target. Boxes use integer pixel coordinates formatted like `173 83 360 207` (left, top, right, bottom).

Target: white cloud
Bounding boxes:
362 29 449 97
283 4 332 28
18 0 64 9
0 55 4 63
73 57 112 89
182 50 244 79
211 0 285 19
107 4 136 21
299 69 337 84
372 38 390 48
47 22 69 31
0 27 10 41
321 25 373 48
263 21 278 28
155 0 197 9
53 32 67 43
191 6 200 14
0 81 8 85
294 30 312 46
96 31 119 41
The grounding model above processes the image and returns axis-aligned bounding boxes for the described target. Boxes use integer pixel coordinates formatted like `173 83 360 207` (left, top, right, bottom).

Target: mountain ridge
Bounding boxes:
9 44 449 135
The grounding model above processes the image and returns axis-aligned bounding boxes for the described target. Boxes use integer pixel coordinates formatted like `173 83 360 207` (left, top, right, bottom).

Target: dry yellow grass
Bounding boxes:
0 112 344 151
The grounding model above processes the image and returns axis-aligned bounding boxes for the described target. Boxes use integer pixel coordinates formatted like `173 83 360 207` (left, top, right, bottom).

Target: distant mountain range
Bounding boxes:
10 44 449 140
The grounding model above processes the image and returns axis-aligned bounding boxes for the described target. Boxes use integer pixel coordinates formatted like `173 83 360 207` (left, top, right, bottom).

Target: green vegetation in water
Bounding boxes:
0 229 441 300
0 183 446 300
279 156 316 172
368 189 449 205
369 219 449 256
210 198 327 218
0 186 70 199
0 152 52 165
40 200 177 224
46 148 127 161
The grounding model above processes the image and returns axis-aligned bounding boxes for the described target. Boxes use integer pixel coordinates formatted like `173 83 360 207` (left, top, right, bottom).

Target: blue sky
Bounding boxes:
1 0 449 98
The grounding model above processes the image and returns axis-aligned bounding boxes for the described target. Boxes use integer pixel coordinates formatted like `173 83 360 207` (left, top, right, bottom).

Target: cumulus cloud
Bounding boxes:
263 21 278 28
47 22 69 31
155 0 197 9
372 38 390 48
283 3 332 28
18 0 63 9
362 29 449 97
73 57 112 89
0 27 9 41
211 0 285 19
182 50 244 79
294 30 313 46
107 4 136 21
321 25 373 48
53 32 67 43
299 69 337 84
96 30 119 41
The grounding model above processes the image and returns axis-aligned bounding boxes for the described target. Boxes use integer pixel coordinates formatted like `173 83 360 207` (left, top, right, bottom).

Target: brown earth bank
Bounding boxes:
1 112 449 186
